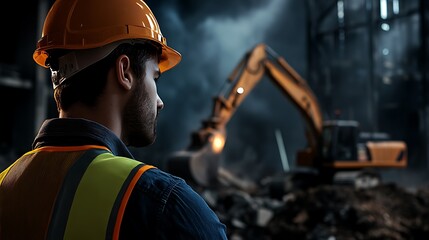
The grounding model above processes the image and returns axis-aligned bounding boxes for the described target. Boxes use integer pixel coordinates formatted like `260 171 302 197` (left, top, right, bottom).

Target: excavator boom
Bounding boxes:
208 43 323 149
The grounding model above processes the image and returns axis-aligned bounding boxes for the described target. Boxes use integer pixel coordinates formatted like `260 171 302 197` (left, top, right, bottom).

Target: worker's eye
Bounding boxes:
154 70 161 82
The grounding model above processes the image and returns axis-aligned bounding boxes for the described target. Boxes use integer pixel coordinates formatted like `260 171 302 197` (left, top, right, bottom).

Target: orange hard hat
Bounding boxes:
33 0 181 74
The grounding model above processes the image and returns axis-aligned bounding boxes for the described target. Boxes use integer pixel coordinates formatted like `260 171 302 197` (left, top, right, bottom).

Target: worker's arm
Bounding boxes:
120 168 228 239
160 180 228 239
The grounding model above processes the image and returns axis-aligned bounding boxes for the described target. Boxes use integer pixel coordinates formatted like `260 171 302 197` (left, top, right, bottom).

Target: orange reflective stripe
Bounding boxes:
113 164 155 240
24 145 110 156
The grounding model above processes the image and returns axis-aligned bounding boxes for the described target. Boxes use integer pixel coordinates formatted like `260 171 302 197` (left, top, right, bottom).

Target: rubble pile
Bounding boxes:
201 182 429 240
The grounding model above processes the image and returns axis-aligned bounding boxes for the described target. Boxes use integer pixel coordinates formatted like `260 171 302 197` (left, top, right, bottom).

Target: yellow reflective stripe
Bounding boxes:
63 152 141 240
0 161 19 186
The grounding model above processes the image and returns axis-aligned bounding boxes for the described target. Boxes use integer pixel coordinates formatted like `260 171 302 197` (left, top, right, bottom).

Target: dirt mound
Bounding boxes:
205 183 429 240
267 184 429 240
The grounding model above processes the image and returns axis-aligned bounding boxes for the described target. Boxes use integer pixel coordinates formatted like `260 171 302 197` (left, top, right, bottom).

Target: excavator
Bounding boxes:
166 43 407 189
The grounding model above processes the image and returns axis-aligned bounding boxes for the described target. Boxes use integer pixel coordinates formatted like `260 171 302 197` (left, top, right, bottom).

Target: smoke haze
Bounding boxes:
133 0 309 180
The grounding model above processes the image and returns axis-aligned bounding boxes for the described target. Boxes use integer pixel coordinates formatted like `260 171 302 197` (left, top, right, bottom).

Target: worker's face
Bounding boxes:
123 57 164 147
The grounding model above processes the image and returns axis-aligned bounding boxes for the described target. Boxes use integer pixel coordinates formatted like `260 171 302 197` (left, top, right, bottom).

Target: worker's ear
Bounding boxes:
116 54 133 91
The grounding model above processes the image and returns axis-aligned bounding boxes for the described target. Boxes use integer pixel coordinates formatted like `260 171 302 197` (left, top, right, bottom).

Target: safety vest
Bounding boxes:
0 145 154 240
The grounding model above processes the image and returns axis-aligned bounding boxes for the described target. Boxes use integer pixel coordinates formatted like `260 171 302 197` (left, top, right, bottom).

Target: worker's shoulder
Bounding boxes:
138 165 183 183
133 164 193 198
100 153 184 186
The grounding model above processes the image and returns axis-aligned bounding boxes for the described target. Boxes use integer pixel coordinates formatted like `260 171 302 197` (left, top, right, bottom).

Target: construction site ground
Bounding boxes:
197 170 429 240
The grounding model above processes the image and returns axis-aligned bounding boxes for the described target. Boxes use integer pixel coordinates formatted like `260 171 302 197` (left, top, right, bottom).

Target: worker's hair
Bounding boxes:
52 40 162 112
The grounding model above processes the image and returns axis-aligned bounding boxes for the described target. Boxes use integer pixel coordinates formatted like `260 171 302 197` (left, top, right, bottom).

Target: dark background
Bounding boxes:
1 0 428 188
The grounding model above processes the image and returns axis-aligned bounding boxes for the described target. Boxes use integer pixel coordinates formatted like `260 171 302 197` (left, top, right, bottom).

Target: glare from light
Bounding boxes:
380 0 388 19
382 76 392 85
211 134 225 153
236 87 244 94
337 0 344 20
382 48 389 55
393 0 400 14
146 14 155 30
381 23 390 31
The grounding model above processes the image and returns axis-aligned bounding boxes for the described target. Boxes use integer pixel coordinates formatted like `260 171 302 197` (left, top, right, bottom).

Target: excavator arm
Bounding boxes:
206 44 322 139
167 43 324 187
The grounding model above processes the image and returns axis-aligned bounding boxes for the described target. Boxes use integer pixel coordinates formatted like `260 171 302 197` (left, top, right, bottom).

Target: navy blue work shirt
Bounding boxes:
33 118 228 240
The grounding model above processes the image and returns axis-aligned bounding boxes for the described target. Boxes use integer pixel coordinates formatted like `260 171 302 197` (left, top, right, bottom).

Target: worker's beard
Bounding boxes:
122 83 157 147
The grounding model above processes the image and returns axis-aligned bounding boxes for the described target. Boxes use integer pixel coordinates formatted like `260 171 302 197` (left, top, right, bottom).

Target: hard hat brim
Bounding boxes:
33 39 182 74
160 45 182 73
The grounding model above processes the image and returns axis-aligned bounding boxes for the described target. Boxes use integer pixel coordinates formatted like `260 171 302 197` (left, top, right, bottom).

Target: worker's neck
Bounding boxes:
59 103 122 138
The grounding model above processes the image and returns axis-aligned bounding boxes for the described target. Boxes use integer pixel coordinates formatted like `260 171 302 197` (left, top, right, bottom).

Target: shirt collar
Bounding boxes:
32 118 134 158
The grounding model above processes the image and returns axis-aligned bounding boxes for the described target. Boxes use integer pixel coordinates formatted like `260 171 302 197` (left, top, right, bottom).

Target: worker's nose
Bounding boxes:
157 95 164 110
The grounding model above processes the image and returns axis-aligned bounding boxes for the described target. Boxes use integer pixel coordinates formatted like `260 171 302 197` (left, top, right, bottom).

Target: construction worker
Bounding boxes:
0 0 227 239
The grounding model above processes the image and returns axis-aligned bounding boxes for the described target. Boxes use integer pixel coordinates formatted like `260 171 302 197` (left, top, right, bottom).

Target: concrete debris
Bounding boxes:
199 178 429 240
